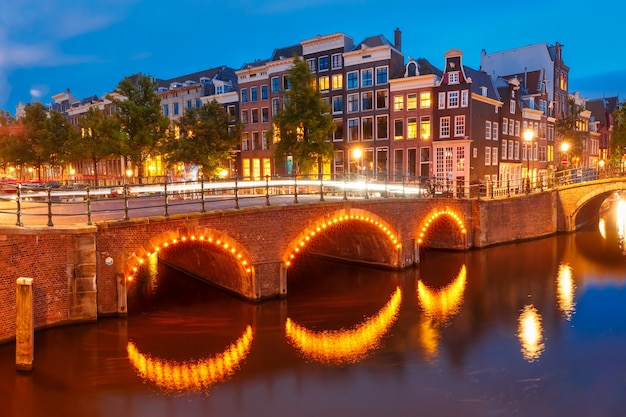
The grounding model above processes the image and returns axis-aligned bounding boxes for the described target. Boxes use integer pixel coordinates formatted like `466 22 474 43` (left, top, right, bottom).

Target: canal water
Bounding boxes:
1 209 625 416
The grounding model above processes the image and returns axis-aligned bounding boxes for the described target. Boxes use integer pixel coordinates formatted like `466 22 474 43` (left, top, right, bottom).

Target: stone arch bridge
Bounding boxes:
1 178 625 341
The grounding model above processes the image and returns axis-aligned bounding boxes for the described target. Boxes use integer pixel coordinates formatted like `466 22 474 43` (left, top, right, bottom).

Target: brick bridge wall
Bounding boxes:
0 189 583 342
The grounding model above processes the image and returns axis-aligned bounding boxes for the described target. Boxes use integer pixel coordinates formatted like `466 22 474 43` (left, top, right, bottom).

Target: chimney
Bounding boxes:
394 28 402 52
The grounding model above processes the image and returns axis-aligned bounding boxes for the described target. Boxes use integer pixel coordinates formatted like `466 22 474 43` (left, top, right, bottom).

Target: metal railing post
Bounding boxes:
384 174 389 198
265 175 271 206
319 176 324 202
364 178 369 199
163 180 169 218
200 177 206 213
15 184 23 227
402 175 405 198
343 178 348 201
234 176 240 209
46 187 54 227
293 175 298 204
123 184 130 220
86 186 92 225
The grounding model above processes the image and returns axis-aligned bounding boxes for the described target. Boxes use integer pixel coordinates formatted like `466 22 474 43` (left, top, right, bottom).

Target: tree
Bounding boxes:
165 101 241 177
73 107 122 185
269 56 335 176
44 110 78 180
555 97 587 162
0 111 17 176
610 101 626 165
107 74 170 182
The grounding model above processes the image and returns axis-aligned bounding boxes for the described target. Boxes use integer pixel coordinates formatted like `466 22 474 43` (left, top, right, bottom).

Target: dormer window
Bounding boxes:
448 71 460 84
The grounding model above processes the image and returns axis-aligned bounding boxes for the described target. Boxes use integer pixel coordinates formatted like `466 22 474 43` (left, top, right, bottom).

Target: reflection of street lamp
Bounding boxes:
523 129 534 193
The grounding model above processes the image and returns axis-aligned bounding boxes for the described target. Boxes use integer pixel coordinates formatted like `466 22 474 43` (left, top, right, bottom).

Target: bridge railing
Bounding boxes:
1 167 625 227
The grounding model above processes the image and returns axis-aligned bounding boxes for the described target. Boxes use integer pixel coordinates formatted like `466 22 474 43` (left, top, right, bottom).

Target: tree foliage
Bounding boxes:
107 74 170 181
610 101 626 164
74 107 123 184
555 97 587 158
269 56 335 175
165 100 241 177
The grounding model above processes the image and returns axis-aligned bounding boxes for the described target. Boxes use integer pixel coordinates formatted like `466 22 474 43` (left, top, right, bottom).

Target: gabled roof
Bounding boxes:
155 66 238 89
463 66 500 100
351 34 400 54
270 44 302 61
587 96 619 126
417 58 442 77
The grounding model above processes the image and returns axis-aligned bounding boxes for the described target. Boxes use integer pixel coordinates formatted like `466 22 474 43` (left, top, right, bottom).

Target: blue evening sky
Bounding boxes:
1 0 624 115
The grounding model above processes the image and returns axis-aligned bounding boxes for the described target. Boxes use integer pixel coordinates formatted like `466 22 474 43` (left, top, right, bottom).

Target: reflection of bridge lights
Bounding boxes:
284 287 402 365
419 317 440 363
517 305 544 362
127 325 253 393
284 214 401 267
126 234 252 282
417 210 467 245
599 218 607 240
417 265 467 325
618 199 625 240
556 263 576 321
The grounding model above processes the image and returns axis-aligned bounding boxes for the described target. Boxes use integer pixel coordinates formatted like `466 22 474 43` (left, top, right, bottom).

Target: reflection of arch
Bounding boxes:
127 325 253 392
125 231 253 283
417 265 466 325
285 287 402 365
417 209 467 245
283 209 401 267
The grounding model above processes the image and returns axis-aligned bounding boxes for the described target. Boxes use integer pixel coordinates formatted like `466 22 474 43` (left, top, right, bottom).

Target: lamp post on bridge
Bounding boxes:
523 129 534 194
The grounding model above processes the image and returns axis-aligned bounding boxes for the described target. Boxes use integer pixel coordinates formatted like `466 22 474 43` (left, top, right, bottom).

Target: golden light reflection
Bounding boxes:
599 218 607 240
517 305 544 362
556 263 576 321
285 287 402 365
127 325 253 393
418 317 440 363
417 265 467 325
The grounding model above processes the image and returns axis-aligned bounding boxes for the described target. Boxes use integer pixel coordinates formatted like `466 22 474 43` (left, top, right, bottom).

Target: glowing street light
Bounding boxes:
352 148 363 178
523 129 534 193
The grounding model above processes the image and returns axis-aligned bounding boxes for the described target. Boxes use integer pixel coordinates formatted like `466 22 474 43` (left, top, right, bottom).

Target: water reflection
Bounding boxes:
517 304 544 362
127 325 253 393
285 287 402 366
556 263 576 320
417 265 466 326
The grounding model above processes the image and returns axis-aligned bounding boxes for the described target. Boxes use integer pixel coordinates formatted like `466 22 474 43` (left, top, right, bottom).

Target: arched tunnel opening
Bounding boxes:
126 239 251 315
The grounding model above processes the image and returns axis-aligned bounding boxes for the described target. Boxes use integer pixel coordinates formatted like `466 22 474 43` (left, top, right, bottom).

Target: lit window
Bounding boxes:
420 116 430 140
394 119 403 140
407 94 417 110
393 95 404 111
420 92 431 108
332 74 343 89
407 117 417 140
319 76 330 91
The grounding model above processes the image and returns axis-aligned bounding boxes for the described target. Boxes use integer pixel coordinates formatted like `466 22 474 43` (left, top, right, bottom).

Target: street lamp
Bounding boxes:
523 129 534 193
352 148 363 179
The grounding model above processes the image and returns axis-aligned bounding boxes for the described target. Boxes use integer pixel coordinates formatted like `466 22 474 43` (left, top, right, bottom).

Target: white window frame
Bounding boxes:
440 116 450 138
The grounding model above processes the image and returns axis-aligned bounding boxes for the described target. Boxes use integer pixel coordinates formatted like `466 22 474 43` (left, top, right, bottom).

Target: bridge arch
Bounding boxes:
416 208 468 249
282 208 403 269
557 180 626 231
124 228 256 298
